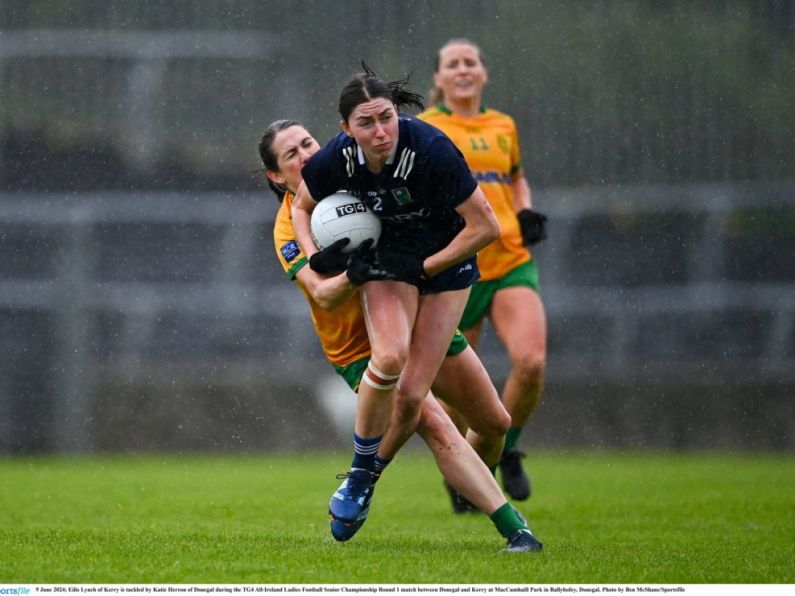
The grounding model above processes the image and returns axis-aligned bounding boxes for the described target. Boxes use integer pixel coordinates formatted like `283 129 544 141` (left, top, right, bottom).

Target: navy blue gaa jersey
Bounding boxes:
301 114 478 258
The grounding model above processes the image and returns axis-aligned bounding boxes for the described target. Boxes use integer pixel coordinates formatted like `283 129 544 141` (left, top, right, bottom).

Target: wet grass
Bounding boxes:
0 451 793 584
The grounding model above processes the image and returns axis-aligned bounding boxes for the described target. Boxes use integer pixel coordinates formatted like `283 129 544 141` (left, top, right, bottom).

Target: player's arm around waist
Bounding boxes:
295 265 358 311
424 187 500 277
291 181 320 259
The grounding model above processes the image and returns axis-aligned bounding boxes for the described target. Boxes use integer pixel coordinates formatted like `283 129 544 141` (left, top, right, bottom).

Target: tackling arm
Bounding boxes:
294 265 358 311
294 238 398 310
291 180 320 259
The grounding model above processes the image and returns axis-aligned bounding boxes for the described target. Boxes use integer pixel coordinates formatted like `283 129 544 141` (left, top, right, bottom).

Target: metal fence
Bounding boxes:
1 182 794 453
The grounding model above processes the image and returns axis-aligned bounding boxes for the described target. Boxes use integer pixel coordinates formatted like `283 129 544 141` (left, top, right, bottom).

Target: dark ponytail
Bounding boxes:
338 61 424 122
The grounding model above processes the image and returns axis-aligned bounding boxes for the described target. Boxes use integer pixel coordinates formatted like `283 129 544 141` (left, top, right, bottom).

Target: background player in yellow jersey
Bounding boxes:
420 39 549 502
260 119 542 552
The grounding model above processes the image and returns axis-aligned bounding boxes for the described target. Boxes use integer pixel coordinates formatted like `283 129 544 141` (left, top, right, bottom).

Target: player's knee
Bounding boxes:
370 345 408 378
492 407 512 436
469 407 511 439
418 403 462 451
513 349 546 385
459 384 510 438
417 404 446 445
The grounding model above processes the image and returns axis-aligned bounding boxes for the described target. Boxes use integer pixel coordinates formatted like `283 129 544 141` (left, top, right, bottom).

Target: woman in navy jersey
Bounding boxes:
291 64 499 528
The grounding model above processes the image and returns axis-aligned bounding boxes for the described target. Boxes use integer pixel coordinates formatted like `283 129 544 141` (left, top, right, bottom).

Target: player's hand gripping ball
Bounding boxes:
309 238 351 274
345 239 400 286
310 192 381 253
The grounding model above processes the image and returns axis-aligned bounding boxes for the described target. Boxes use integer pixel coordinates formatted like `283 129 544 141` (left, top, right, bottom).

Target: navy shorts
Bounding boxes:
418 255 480 295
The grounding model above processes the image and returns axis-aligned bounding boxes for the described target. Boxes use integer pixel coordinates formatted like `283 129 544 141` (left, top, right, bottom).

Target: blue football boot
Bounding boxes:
329 504 369 542
329 469 376 523
330 517 363 542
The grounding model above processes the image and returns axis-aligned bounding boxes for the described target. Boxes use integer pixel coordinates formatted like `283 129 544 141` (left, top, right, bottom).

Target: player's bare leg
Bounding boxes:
377 288 470 459
416 394 504 513
432 345 509 511
489 286 547 500
433 345 510 468
356 278 418 447
415 393 542 553
329 280 417 540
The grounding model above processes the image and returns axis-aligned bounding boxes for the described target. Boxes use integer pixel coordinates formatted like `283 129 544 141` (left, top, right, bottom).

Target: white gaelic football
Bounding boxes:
310 192 381 253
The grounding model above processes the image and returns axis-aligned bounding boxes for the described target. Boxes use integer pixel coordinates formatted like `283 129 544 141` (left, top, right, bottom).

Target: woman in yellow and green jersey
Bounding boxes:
261 119 542 552
420 39 549 502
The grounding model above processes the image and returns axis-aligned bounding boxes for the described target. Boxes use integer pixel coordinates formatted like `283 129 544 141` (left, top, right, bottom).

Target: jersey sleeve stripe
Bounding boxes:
287 257 308 280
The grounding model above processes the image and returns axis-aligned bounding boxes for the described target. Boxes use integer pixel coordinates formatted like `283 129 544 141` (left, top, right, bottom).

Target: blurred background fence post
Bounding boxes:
53 206 93 452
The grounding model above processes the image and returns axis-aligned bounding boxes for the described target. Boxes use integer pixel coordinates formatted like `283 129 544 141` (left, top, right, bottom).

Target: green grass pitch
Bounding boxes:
1 450 793 584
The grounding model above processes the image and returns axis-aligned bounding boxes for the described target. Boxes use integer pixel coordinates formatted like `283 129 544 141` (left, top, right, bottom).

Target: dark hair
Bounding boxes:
338 61 424 122
257 119 302 201
429 38 486 106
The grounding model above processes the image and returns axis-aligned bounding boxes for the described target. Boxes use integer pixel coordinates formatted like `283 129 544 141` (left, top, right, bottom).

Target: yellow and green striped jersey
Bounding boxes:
419 105 531 281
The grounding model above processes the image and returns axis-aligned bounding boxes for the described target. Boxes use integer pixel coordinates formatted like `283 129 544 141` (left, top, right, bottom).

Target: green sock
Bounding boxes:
489 502 526 538
504 427 522 452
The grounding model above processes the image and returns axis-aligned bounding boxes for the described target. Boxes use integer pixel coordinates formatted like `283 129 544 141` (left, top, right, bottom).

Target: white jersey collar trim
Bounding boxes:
356 141 400 166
